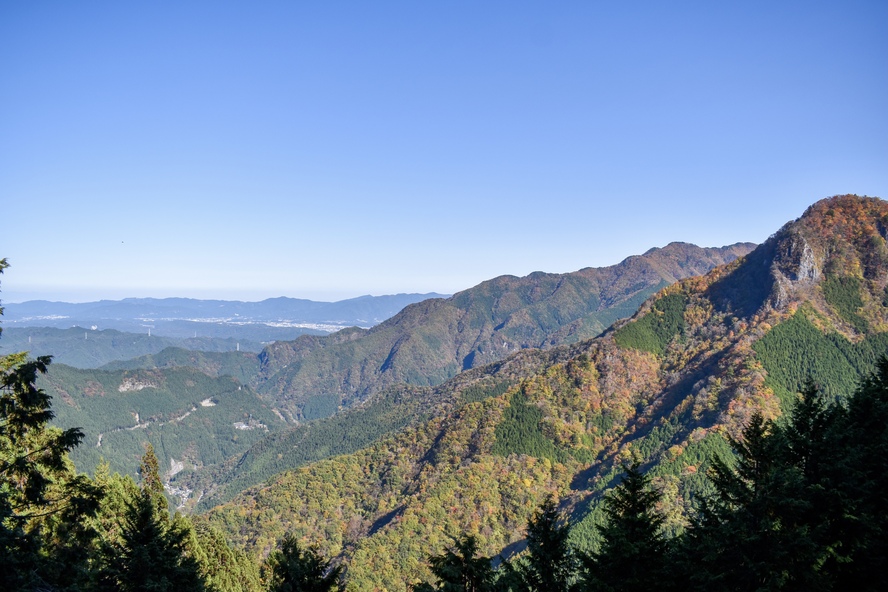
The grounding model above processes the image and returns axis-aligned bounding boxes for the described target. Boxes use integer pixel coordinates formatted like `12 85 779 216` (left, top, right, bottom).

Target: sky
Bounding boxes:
1 1 886 303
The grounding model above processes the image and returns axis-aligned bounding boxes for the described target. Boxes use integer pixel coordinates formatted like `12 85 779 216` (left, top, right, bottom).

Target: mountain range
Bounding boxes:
32 195 888 589
42 241 752 490
193 195 888 589
253 241 754 419
3 293 446 341
0 326 267 368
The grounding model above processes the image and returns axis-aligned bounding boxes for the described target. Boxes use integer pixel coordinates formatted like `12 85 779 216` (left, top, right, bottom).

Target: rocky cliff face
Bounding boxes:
707 195 888 317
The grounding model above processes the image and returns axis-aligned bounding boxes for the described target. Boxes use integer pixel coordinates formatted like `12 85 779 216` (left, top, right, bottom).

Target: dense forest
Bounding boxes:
3 338 886 589
37 362 286 482
196 196 888 587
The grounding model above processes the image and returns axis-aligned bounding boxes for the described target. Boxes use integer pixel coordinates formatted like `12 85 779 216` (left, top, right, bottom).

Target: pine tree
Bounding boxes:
139 442 168 516
824 360 888 588
188 521 264 592
98 447 205 591
1 259 102 590
415 535 495 592
264 534 343 592
678 414 798 590
677 393 842 591
581 463 668 592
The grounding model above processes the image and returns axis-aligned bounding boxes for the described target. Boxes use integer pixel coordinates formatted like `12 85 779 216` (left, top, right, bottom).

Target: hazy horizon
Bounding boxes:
1 287 451 305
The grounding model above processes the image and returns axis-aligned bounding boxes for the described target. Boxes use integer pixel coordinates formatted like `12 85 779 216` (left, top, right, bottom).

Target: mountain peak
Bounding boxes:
707 194 887 317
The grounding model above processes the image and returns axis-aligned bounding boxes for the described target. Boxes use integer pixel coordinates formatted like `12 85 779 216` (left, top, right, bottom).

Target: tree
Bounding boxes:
675 374 887 591
263 533 343 592
415 535 495 592
187 520 264 592
97 447 205 591
1 259 102 590
139 442 168 516
680 405 848 591
581 463 668 592
515 496 576 592
677 413 801 590
813 362 888 589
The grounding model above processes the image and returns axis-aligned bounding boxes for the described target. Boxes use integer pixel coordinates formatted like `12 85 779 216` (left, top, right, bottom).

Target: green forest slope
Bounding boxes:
40 364 287 487
100 347 262 385
175 345 588 511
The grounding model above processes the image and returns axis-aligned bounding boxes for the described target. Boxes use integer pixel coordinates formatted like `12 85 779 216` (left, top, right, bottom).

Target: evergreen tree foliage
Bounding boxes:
1 259 103 590
676 367 888 591
819 361 888 588
751 309 888 408
822 276 869 332
415 535 495 592
188 521 264 592
677 413 809 590
515 496 575 592
263 534 343 592
97 448 205 591
581 463 668 592
492 389 570 462
139 442 169 516
613 293 687 355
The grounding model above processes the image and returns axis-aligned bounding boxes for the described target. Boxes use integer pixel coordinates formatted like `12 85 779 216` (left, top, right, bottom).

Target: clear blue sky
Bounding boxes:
1 1 886 303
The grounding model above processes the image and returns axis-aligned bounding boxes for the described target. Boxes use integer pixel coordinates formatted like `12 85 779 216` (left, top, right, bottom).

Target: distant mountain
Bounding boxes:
256 242 754 419
0 327 266 368
2 293 446 341
203 195 888 588
100 347 262 385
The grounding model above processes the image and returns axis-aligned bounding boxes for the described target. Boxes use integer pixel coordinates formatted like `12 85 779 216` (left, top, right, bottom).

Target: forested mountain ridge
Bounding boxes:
176 340 597 511
100 347 262 384
203 195 888 589
39 363 287 488
255 242 754 419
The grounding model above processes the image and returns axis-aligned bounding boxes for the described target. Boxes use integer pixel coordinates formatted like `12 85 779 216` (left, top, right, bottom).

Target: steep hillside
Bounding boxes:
175 344 587 512
203 195 888 589
100 347 262 385
256 242 753 419
40 364 288 488
29 242 750 507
